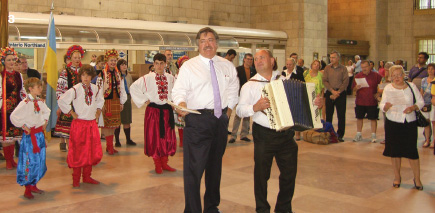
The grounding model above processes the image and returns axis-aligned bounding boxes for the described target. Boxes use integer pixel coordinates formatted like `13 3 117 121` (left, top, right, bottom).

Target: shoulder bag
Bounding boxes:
406 82 430 127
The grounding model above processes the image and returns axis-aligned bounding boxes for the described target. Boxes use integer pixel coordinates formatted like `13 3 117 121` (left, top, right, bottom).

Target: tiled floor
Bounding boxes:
1 96 434 213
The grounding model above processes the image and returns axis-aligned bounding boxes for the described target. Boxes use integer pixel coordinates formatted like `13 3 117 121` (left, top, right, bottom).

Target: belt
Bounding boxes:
25 126 45 153
197 107 228 116
148 103 175 139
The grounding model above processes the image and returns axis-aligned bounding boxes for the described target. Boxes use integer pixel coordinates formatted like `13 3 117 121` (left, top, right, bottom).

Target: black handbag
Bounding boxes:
422 104 432 112
406 82 430 127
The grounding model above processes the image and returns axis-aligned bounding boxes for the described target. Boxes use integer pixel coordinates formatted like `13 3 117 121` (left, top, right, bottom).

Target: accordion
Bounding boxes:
262 79 322 131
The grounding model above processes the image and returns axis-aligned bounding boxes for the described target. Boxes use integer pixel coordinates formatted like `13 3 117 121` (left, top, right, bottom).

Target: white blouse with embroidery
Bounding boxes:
130 72 175 108
10 94 50 129
58 83 105 120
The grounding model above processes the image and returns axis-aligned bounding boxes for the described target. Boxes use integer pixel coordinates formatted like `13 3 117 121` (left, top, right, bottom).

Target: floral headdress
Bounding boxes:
66 45 84 59
105 49 119 62
176 55 189 69
1 47 17 66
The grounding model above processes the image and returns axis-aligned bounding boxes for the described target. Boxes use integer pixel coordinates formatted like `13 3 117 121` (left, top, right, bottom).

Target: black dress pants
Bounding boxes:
183 112 229 213
325 90 347 138
252 123 298 213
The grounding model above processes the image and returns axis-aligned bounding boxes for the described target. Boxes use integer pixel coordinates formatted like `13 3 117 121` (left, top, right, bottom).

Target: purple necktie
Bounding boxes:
210 60 222 118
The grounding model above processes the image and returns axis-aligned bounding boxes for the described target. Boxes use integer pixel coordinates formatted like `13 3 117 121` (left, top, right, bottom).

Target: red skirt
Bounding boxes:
144 106 176 158
67 119 103 168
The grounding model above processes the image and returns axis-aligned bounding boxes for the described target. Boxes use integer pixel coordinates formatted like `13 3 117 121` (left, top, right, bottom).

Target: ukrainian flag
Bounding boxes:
43 11 58 140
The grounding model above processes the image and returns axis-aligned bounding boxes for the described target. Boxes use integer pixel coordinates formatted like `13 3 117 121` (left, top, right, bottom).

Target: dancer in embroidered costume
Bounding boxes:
55 45 84 152
0 47 27 170
130 53 176 174
58 65 104 187
11 78 49 199
96 49 127 155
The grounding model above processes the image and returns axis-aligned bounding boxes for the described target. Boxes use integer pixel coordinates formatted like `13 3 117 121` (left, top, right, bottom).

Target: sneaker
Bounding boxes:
371 137 376 143
353 134 362 142
338 137 344 142
228 138 236 143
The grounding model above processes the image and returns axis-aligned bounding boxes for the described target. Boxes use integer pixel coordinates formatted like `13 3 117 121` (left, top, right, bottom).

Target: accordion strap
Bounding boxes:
249 75 281 83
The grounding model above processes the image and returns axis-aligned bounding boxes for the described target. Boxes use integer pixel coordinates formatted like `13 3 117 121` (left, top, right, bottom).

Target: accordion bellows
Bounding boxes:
262 79 322 131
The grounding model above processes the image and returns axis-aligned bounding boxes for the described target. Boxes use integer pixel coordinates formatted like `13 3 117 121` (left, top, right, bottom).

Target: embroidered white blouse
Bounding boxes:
130 72 175 108
10 94 50 129
58 83 105 120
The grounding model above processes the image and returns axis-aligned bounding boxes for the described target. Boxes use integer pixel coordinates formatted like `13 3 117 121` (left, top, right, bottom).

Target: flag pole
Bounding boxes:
0 0 9 48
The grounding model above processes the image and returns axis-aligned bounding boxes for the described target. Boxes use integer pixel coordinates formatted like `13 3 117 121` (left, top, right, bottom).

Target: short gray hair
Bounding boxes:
354 55 360 60
330 50 341 58
384 62 394 70
196 27 219 45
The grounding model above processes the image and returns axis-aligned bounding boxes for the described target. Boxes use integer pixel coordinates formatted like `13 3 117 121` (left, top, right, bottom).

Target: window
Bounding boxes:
416 0 435 9
418 39 435 63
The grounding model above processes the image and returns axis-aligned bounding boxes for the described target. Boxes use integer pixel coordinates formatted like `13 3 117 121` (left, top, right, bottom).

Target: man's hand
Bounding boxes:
384 102 393 112
253 97 270 112
42 120 48 131
176 102 189 117
226 108 232 118
95 109 102 122
330 94 338 100
331 90 340 97
314 96 323 108
23 125 31 135
374 93 382 102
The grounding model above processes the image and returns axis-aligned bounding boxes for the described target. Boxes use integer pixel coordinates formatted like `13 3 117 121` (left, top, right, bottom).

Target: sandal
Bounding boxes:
423 140 431 148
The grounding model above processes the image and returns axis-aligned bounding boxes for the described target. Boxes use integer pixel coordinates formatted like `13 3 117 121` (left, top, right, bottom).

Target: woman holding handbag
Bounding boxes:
420 63 434 147
380 65 424 190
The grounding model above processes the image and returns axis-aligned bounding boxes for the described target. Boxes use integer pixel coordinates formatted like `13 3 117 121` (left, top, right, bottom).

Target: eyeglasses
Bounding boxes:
391 74 403 79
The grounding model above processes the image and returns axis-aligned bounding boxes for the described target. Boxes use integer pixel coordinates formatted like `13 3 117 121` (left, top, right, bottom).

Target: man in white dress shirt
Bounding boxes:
237 50 298 213
172 27 239 213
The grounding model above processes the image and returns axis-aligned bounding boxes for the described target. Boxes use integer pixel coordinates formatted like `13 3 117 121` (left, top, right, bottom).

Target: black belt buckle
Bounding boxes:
198 108 228 116
198 109 214 115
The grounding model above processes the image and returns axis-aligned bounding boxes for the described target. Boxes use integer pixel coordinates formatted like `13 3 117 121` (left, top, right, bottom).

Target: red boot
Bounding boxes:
30 184 44 194
178 129 184 147
161 156 176 172
105 135 118 155
153 157 163 174
24 185 34 199
82 165 100 184
4 145 15 170
72 167 81 188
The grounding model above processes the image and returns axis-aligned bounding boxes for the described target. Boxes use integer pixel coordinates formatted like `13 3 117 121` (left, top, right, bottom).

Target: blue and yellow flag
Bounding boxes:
43 11 58 140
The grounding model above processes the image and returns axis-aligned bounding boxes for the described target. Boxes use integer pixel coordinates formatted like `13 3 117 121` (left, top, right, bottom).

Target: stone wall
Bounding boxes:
386 0 415 67
251 0 328 65
9 0 251 28
9 0 328 66
328 0 378 61
329 0 435 68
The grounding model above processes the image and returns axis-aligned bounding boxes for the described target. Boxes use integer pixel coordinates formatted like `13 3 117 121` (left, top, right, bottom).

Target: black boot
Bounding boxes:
114 127 121 147
124 128 136 146
15 141 20 157
0 143 4 160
